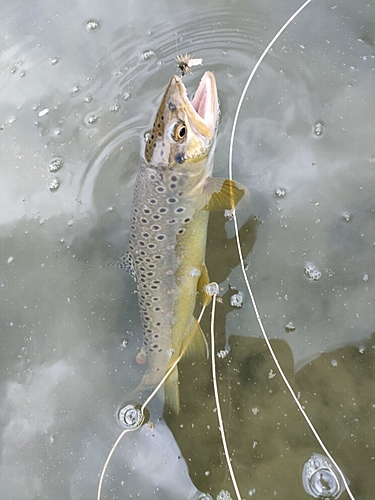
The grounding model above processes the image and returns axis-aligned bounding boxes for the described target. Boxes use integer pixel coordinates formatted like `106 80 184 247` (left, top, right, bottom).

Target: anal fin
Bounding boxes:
197 262 212 307
164 365 180 415
183 316 208 361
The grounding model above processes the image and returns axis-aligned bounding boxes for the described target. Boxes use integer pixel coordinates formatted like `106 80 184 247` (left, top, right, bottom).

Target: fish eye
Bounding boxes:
172 122 187 142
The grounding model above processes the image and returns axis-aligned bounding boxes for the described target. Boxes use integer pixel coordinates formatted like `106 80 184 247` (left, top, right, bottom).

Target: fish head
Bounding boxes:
144 71 219 167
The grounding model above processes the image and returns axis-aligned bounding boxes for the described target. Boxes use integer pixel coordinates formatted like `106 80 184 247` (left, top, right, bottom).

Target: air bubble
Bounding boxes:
275 187 287 197
51 57 59 65
230 291 243 308
217 350 228 359
110 102 120 112
285 321 296 332
313 121 324 137
206 282 219 296
217 491 232 500
71 85 80 96
49 178 60 191
362 274 369 282
86 20 100 32
302 453 346 499
122 91 131 101
142 50 155 61
118 405 143 429
331 359 338 367
7 256 14 264
86 114 98 124
342 211 352 222
49 157 63 172
304 263 322 281
194 493 213 500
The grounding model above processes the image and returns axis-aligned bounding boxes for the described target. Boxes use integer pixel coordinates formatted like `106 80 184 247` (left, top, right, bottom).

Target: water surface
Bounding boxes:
1 0 374 498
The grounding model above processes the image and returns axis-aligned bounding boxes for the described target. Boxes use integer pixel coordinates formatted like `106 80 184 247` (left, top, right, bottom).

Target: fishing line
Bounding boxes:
227 1 355 499
208 283 242 500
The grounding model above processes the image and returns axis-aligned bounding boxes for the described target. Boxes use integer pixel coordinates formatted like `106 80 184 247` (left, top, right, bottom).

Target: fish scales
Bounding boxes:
129 163 209 386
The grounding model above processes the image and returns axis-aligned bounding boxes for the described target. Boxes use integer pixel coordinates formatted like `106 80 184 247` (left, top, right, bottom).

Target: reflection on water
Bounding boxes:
1 0 374 498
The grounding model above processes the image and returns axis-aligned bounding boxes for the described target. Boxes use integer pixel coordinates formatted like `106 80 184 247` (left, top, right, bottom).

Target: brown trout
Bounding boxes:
119 71 249 413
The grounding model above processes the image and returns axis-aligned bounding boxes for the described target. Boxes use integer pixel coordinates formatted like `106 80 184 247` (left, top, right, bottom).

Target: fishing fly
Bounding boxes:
176 53 203 76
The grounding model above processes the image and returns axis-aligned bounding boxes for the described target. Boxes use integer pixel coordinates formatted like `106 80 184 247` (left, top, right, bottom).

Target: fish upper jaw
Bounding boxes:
144 71 219 167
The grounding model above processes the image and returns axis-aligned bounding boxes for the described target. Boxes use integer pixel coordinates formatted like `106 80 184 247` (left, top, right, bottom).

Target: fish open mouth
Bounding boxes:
185 71 218 136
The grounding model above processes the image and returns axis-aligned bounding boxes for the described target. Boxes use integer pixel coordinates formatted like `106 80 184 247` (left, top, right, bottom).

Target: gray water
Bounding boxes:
1 0 374 498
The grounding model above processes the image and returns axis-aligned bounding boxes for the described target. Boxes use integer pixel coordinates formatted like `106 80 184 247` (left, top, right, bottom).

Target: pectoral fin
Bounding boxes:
109 251 137 282
198 178 250 212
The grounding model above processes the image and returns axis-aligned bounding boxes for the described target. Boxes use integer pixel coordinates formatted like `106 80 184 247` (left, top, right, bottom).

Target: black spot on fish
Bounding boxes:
151 285 159 290
158 207 167 213
157 186 165 193
178 229 185 234
149 199 157 204
150 174 156 180
141 218 147 224
184 217 191 223
148 243 156 249
175 207 185 213
144 208 151 214
152 214 161 220
161 115 164 121
168 219 176 224
170 183 176 189
139 241 145 246
168 102 176 111
152 225 160 230
171 175 178 182
140 251 146 256
154 255 162 260
143 233 149 238
153 297 159 301
168 197 177 204
156 235 166 240
154 307 160 311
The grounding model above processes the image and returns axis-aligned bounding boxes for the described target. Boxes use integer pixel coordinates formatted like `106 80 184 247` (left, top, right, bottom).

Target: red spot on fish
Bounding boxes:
136 353 147 365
